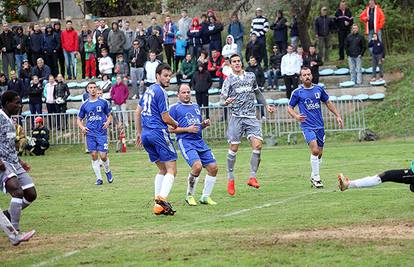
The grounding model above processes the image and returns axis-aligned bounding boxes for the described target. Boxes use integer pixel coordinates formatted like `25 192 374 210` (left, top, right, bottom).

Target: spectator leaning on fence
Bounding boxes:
228 13 244 62
335 0 353 61
61 20 79 80
0 22 15 78
345 24 366 85
359 0 385 42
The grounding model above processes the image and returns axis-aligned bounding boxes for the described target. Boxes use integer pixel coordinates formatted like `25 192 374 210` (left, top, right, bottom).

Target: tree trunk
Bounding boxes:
290 0 312 51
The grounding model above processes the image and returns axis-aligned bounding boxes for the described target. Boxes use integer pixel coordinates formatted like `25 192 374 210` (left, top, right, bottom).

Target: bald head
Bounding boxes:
177 84 191 103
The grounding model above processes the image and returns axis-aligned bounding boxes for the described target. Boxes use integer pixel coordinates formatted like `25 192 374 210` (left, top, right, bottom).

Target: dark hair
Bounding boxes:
66 20 72 24
151 16 157 20
200 50 208 57
249 56 256 61
156 63 172 75
230 54 241 61
149 50 156 54
201 14 207 19
1 90 19 107
137 20 143 24
277 10 284 17
112 22 119 29
86 81 97 89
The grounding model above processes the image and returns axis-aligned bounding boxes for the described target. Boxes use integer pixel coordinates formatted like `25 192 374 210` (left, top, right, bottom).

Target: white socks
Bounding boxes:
92 160 102 181
159 173 174 199
202 175 216 198
349 175 382 188
186 174 199 196
154 174 164 197
102 158 110 173
310 155 320 179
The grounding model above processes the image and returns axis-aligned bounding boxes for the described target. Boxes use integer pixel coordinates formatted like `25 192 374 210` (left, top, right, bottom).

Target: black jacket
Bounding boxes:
368 40 385 57
13 33 29 54
200 22 210 45
0 30 14 53
314 16 335 37
245 40 263 63
28 83 43 104
135 33 148 52
146 34 163 55
269 52 284 70
7 78 25 98
30 31 44 53
54 81 70 100
303 53 323 73
42 32 59 53
191 70 212 93
270 17 288 43
335 8 353 32
246 64 265 87
31 65 51 82
345 33 366 57
129 47 147 68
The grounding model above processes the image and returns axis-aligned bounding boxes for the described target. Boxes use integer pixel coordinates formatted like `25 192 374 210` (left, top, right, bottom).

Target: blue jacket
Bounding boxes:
30 31 43 53
163 22 177 45
175 38 187 57
228 21 244 42
42 32 59 53
368 40 385 57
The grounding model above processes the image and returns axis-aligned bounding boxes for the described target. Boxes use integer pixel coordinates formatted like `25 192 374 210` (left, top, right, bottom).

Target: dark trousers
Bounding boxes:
195 92 209 119
258 36 268 69
175 56 185 72
164 44 174 68
311 68 320 84
284 75 298 99
29 103 42 114
338 30 349 60
44 52 58 76
80 50 86 79
275 41 287 54
57 48 65 75
56 103 67 129
46 103 57 128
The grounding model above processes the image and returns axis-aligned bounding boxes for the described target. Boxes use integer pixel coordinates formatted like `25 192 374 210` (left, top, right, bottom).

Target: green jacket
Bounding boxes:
180 59 196 78
84 42 96 60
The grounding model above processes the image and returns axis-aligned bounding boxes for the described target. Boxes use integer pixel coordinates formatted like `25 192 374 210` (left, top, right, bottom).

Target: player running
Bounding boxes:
338 165 414 192
135 64 179 215
169 84 218 206
77 82 114 185
288 67 343 188
0 91 36 245
221 54 276 196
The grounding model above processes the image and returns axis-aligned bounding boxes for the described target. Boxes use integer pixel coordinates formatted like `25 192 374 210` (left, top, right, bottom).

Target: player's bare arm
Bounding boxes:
325 101 343 128
161 112 178 129
135 105 143 148
77 117 89 134
169 124 199 134
255 90 276 113
201 119 210 129
287 106 307 122
102 114 113 129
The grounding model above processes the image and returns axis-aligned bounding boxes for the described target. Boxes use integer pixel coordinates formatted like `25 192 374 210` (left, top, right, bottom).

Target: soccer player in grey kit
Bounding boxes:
221 54 276 196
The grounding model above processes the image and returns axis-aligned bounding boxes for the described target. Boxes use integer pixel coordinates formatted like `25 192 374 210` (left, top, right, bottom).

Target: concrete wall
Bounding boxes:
24 0 87 21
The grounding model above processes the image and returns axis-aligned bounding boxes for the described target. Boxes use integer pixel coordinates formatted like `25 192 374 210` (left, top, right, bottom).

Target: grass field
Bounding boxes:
1 139 414 266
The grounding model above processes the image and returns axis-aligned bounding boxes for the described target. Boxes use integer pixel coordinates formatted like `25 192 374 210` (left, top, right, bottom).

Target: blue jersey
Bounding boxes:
78 97 111 136
289 85 329 129
139 84 170 130
169 102 202 140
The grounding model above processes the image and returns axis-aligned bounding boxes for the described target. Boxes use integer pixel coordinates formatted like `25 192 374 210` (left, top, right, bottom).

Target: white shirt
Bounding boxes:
144 60 161 83
45 82 56 104
281 53 302 76
99 56 114 74
222 43 238 59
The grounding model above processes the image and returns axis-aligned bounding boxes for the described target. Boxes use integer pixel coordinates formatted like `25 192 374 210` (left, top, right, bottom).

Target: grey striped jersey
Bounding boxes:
221 71 259 118
0 110 19 165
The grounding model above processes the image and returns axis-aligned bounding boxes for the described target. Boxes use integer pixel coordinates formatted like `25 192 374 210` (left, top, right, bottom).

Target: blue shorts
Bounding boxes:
86 134 108 153
142 128 177 163
177 138 216 167
302 128 325 148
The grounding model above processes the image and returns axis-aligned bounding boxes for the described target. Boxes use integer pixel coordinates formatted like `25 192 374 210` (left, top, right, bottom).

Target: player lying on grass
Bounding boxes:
169 84 218 206
135 64 178 216
288 67 343 188
338 167 414 192
221 54 276 196
77 82 114 185
0 91 36 245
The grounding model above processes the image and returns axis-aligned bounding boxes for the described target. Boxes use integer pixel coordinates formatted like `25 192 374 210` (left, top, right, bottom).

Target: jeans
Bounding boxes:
348 56 362 84
15 53 27 75
291 36 298 48
318 36 330 62
63 50 77 79
372 54 384 79
267 69 280 89
235 38 243 63
29 103 42 114
114 103 128 126
2 52 15 78
130 67 144 96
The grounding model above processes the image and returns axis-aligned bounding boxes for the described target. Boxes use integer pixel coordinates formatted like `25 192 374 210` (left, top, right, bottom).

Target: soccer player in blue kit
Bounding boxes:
288 67 343 188
135 64 179 216
169 84 218 206
77 82 114 185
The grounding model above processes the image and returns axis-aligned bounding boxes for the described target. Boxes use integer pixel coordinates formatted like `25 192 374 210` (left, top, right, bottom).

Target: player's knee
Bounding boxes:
24 187 37 202
208 164 218 176
229 145 238 153
311 148 320 156
90 152 98 160
6 179 23 198
253 142 262 151
192 162 203 175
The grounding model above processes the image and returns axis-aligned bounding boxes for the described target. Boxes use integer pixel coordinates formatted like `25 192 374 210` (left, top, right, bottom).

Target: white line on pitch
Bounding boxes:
31 250 79 267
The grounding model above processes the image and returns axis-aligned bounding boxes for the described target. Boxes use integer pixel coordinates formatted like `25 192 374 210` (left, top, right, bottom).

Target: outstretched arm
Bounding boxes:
325 100 343 128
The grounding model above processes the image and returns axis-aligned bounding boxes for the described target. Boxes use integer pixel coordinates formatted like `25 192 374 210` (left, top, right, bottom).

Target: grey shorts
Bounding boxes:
227 116 263 144
0 162 35 194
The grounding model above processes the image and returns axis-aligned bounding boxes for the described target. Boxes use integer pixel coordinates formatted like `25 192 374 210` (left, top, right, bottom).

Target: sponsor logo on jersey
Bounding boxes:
88 111 103 122
185 112 201 125
304 98 320 110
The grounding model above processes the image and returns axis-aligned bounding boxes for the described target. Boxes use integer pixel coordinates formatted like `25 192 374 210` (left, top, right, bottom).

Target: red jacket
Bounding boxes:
359 5 385 35
110 82 129 105
61 29 79 52
208 52 225 73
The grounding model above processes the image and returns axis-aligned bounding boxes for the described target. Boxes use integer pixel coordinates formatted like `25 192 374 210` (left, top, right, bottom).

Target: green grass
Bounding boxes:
1 139 414 266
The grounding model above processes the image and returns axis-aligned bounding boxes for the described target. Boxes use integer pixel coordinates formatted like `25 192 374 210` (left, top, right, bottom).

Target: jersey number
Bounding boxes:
142 94 153 116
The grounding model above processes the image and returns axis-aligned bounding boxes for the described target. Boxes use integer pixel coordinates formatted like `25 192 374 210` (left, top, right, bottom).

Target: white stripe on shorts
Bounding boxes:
178 139 189 160
162 129 176 153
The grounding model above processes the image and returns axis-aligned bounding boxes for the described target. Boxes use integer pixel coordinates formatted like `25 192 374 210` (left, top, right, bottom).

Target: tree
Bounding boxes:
26 0 50 20
290 0 312 51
